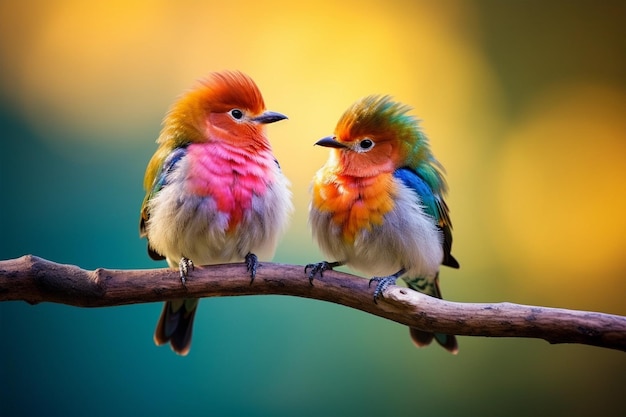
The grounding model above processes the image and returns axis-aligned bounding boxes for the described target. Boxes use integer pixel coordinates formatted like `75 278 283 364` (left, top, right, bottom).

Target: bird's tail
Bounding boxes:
404 274 458 354
154 298 199 356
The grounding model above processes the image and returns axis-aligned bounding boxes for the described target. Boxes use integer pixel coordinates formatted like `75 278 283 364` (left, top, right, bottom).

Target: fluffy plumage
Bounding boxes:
308 95 459 353
140 71 292 355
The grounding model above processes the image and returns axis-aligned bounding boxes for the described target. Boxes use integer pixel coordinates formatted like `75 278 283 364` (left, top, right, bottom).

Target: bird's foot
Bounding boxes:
304 261 344 285
245 253 258 285
368 268 406 304
178 257 194 288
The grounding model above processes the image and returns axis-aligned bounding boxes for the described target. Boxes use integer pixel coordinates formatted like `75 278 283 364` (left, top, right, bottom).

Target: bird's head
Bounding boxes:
159 71 287 149
316 95 433 177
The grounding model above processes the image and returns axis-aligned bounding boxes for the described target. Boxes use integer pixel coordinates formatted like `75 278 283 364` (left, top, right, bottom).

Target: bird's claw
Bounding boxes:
369 268 405 304
245 253 258 285
368 276 396 303
179 257 194 288
304 261 341 286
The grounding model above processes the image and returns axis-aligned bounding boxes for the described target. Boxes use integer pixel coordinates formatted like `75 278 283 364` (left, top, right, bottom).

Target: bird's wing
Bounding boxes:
394 167 459 269
139 146 188 238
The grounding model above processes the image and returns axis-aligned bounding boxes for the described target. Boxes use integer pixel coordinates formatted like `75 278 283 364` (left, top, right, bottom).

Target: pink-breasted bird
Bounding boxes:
306 95 459 353
139 71 292 355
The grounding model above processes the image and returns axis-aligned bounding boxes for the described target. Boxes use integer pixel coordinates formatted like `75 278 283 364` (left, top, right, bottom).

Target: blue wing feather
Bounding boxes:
393 167 439 222
140 146 188 260
150 146 188 198
394 167 459 269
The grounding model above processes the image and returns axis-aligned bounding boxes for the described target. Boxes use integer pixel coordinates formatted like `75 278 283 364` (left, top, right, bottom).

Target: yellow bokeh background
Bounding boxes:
492 84 626 309
1 1 625 416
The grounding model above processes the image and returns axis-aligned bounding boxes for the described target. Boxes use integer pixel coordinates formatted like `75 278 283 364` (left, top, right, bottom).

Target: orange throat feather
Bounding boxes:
312 169 396 243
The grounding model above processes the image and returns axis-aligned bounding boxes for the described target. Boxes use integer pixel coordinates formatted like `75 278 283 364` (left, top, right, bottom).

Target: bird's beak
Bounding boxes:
315 136 348 149
252 111 288 124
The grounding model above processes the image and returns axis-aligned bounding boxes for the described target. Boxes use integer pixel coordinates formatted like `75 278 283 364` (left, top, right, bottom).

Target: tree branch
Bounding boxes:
1 255 625 352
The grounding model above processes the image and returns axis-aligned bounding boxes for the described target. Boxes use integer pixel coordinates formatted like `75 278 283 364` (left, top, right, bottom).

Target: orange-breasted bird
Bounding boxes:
140 71 292 355
306 95 459 353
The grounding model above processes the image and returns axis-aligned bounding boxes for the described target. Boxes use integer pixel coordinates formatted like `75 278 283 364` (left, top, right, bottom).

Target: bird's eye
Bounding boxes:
359 139 374 150
229 109 244 120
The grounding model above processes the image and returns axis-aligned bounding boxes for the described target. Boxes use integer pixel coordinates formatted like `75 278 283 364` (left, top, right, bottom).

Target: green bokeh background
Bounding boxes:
1 1 626 416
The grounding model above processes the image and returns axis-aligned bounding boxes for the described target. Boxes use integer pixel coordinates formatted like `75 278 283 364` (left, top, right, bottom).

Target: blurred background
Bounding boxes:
1 0 625 416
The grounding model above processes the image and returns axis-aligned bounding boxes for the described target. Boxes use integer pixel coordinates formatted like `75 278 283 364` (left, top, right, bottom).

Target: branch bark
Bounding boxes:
1 255 625 352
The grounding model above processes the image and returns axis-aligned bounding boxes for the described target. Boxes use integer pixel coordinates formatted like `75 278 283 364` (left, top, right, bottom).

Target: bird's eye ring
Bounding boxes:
229 109 244 120
359 139 374 150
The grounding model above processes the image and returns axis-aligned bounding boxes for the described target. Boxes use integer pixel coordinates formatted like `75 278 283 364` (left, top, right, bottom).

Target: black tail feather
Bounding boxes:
154 299 198 356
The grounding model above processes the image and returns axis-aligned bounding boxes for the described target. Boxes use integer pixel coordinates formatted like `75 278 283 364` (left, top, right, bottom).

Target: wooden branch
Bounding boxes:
1 255 625 352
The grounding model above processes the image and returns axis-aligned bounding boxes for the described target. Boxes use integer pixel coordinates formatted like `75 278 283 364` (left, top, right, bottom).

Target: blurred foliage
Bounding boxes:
1 1 625 416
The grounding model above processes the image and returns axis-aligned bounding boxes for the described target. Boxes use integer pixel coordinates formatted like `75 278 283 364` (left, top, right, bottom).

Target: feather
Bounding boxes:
394 167 459 269
405 274 458 354
154 299 198 356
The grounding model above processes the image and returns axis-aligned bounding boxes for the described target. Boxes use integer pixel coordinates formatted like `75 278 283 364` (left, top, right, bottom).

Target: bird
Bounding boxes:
306 95 459 353
139 71 292 355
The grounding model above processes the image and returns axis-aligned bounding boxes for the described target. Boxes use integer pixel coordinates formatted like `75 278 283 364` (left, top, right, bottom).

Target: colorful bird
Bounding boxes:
306 95 459 353
140 71 292 355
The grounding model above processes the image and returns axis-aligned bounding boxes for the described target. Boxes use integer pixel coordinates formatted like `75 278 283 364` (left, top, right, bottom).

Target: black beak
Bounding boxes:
252 111 288 124
315 136 348 149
